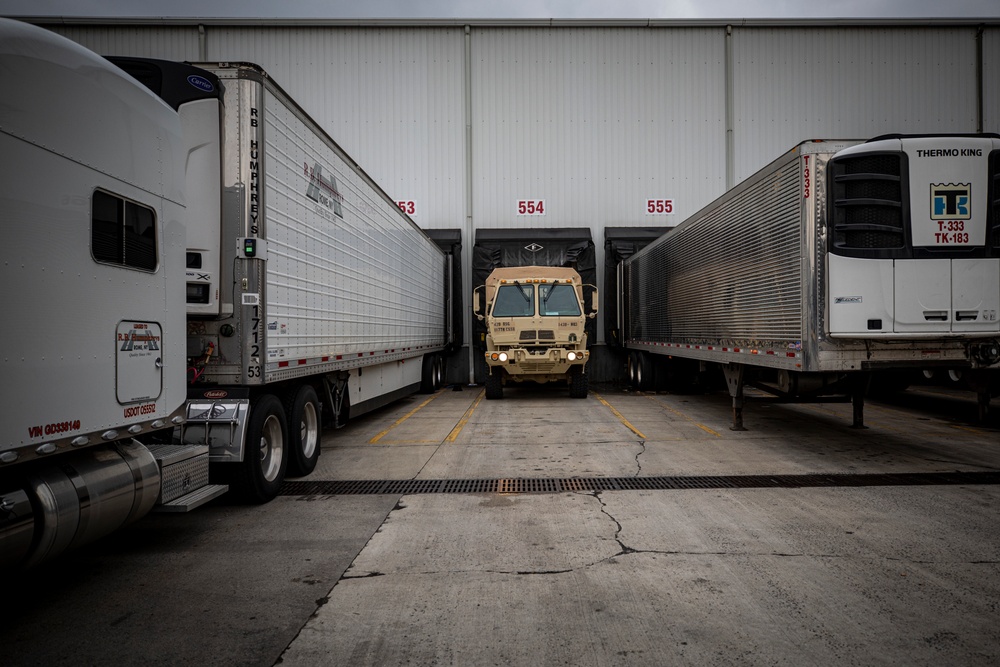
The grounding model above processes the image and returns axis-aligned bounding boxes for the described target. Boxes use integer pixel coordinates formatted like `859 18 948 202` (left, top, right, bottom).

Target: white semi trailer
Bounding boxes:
619 136 1000 428
0 19 451 568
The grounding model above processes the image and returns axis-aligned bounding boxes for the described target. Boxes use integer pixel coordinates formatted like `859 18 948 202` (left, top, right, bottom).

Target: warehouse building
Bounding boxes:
24 17 1000 381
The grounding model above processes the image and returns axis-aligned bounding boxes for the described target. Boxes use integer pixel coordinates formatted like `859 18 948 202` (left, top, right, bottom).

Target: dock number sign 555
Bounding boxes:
646 199 674 215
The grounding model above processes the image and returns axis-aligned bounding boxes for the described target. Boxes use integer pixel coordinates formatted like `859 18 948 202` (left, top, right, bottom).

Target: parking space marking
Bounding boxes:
445 388 486 443
592 392 646 440
369 392 442 444
645 395 721 437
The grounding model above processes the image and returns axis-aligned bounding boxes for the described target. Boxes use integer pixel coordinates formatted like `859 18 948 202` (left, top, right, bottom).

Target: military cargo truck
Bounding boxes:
474 266 597 399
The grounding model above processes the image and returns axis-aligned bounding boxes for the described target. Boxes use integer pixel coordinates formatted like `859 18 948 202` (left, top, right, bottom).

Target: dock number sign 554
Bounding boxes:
517 199 546 215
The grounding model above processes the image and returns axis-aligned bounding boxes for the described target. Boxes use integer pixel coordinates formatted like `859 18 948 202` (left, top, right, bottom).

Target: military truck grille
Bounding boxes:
519 361 557 373
830 152 905 253
519 330 555 343
990 150 1000 250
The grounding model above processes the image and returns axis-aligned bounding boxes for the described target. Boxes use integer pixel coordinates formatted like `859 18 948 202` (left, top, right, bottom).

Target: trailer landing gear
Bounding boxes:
722 363 746 431
850 373 871 430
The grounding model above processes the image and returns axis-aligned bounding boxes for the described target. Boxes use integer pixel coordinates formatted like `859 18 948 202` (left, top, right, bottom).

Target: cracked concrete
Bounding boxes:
280 485 1000 666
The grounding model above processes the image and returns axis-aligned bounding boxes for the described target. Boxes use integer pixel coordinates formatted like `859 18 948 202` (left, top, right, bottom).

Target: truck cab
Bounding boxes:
474 266 597 399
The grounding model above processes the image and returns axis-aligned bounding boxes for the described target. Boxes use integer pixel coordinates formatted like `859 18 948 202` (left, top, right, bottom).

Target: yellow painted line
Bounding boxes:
949 424 987 435
445 388 486 442
369 392 441 444
592 391 646 440
374 440 441 445
645 395 721 437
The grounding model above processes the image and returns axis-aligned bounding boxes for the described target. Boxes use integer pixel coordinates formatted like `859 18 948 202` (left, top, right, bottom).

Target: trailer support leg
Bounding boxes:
850 372 870 429
977 391 991 422
722 363 747 431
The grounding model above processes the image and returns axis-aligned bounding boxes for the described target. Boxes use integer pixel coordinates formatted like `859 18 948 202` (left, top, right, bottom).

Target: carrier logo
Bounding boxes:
305 162 344 218
524 243 544 253
834 296 863 304
186 74 215 93
930 183 971 220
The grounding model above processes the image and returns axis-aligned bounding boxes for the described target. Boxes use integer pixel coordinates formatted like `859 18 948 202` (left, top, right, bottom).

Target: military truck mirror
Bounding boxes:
583 284 599 318
473 285 485 319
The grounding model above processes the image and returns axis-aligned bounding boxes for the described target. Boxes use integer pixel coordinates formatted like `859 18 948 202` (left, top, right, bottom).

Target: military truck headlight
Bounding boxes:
498 352 508 362
567 351 578 361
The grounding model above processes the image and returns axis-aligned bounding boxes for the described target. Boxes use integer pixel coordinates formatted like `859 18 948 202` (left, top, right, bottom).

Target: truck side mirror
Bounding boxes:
583 284 599 318
473 285 485 320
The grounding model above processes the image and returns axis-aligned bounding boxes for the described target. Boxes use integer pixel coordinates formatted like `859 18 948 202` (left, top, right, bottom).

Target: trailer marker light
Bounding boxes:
128 425 142 434
71 436 90 447
151 420 166 428
36 443 57 455
101 430 119 441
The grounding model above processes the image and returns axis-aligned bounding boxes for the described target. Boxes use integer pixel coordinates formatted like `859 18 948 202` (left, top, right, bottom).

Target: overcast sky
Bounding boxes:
2 0 999 20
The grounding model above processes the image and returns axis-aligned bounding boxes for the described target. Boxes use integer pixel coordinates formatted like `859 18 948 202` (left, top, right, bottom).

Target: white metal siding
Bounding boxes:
206 27 467 229
472 26 725 232
731 27 980 182
49 26 199 60
985 27 1000 133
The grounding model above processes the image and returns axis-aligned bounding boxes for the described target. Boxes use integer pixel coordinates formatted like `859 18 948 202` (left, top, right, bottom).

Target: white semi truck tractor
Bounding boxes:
0 19 453 568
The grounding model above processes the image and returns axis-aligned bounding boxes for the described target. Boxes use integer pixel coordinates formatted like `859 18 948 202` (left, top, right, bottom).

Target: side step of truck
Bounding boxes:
146 444 228 512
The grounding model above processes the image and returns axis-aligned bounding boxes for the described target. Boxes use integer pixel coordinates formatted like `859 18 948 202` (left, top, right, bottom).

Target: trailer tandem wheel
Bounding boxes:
286 384 321 477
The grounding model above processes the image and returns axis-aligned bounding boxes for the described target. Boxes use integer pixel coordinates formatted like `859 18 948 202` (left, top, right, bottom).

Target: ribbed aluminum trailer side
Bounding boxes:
143 61 453 502
620 136 1000 428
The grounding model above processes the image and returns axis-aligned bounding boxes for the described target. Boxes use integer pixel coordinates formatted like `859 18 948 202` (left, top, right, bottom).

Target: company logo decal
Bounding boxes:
305 162 344 217
834 296 863 304
930 183 971 220
120 327 161 351
524 243 544 253
203 390 229 399
187 74 215 93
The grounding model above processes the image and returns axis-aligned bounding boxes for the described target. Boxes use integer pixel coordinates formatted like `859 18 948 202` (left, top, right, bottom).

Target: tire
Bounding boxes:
233 394 288 503
420 354 436 393
485 367 504 400
627 352 638 388
635 352 653 391
286 384 321 477
434 354 445 390
569 366 588 399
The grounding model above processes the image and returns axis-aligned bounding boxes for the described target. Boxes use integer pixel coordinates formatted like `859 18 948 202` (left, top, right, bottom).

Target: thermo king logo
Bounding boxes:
930 183 971 220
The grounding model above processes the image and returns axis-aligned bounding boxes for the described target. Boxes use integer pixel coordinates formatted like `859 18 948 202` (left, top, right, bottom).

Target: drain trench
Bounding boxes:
281 471 1000 497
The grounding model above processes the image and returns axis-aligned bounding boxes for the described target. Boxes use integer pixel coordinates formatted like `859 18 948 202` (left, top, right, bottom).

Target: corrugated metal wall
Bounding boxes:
42 20 1000 349
471 27 724 229
731 27 981 182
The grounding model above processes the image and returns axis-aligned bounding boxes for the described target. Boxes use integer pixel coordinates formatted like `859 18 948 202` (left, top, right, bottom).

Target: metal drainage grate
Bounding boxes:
280 471 1000 497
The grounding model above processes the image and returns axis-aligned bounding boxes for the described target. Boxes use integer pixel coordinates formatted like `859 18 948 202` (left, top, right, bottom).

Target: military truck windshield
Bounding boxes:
492 284 535 317
538 283 581 316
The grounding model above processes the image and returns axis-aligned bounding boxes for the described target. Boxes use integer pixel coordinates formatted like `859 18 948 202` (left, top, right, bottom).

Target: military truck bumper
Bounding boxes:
484 347 588 378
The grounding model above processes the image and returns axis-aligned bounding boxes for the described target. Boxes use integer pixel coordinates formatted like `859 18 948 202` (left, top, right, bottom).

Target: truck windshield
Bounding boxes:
538 283 581 316
492 284 534 317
